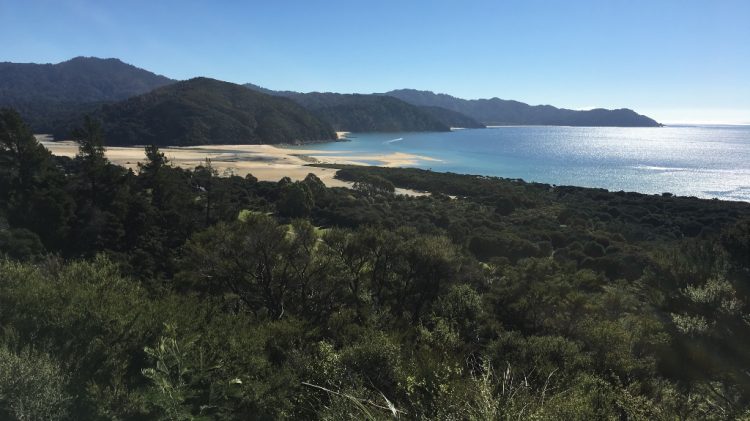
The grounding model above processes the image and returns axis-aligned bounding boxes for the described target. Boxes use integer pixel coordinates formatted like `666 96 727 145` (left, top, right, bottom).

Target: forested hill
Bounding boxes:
417 105 486 129
54 77 336 146
245 84 485 131
279 92 452 132
0 56 486 138
1 56 657 135
0 57 175 131
385 88 662 127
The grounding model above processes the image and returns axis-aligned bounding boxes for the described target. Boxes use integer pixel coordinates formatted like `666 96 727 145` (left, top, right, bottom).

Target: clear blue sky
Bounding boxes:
2 0 749 123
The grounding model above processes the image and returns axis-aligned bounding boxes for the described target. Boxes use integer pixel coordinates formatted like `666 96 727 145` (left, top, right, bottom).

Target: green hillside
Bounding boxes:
54 78 337 145
288 92 452 132
245 85 483 132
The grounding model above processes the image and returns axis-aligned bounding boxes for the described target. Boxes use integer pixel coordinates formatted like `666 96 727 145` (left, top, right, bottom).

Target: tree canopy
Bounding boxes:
0 109 748 419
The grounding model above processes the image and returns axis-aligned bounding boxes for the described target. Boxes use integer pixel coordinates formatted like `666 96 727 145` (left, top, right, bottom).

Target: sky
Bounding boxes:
1 0 749 124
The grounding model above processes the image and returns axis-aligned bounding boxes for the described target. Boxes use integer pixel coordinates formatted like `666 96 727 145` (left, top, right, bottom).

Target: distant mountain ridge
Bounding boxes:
246 84 660 129
0 57 662 146
0 56 174 102
244 85 484 132
385 89 662 127
0 57 175 130
53 78 336 146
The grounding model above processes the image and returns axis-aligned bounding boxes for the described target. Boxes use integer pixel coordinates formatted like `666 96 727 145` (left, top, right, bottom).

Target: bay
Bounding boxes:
286 125 750 202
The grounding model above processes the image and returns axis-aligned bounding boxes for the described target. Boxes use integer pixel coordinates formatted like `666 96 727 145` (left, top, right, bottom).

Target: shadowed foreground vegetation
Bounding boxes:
1 108 749 419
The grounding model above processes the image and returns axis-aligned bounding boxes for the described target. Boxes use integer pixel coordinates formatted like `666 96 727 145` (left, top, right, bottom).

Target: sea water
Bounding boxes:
287 125 750 202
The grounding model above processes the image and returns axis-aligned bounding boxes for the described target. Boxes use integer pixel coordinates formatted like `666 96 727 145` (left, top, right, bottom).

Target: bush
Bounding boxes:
340 331 403 398
722 219 750 269
277 183 313 218
432 284 483 343
0 229 44 260
494 197 516 216
0 346 70 421
583 241 606 258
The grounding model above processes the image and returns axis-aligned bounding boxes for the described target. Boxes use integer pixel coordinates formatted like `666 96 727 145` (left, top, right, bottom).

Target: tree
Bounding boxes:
391 233 462 322
72 116 108 204
138 144 171 207
302 172 327 199
353 174 395 196
0 109 73 249
277 182 313 218
138 144 169 178
193 158 218 227
181 214 317 318
494 196 516 216
722 219 750 270
318 227 377 321
0 228 45 260
0 108 52 196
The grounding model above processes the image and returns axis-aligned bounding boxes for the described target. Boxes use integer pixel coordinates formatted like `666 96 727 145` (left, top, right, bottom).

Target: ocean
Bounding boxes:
286 125 750 202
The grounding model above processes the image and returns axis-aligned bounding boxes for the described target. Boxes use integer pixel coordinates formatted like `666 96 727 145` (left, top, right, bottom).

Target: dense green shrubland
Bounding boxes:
1 108 750 419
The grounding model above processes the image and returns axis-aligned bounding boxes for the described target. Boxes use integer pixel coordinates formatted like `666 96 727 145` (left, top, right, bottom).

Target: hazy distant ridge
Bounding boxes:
0 57 175 130
0 56 173 102
385 89 662 127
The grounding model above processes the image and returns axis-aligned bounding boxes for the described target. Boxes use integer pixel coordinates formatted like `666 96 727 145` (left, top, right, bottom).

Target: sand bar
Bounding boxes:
39 140 430 196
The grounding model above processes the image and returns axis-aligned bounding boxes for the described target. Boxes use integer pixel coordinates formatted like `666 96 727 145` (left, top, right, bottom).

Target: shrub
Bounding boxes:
0 229 44 260
0 346 70 421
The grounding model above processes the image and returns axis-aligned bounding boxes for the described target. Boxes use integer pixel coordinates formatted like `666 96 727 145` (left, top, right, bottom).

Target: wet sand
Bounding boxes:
39 140 429 195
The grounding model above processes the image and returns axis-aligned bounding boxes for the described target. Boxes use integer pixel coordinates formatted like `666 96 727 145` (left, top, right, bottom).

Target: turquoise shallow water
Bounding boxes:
287 125 750 202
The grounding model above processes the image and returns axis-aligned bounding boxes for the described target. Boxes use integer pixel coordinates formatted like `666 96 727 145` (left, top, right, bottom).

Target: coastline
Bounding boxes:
38 139 432 195
39 123 750 202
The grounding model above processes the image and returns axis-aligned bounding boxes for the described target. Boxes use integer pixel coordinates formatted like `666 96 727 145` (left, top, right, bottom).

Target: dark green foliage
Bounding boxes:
722 218 750 269
271 90 452 132
494 196 517 215
386 88 662 127
55 78 337 146
469 233 541 262
431 284 483 342
416 105 485 128
352 174 395 196
583 240 606 257
245 85 480 132
277 182 314 218
0 345 70 420
0 108 53 193
2 111 750 418
72 116 108 204
179 214 314 319
0 109 74 249
0 228 44 260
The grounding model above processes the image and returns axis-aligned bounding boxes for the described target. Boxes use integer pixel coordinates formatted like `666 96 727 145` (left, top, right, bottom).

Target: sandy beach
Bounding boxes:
39 139 431 195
